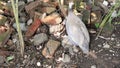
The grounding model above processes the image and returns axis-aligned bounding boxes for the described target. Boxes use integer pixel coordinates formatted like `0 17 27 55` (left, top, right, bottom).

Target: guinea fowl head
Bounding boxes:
68 1 74 10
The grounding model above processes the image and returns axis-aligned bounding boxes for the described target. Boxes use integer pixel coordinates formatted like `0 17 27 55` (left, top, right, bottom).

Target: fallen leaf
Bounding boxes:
25 18 41 38
0 25 12 46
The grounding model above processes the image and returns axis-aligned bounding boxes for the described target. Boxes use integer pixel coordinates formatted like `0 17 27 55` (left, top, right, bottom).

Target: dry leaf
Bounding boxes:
25 18 41 38
0 25 12 46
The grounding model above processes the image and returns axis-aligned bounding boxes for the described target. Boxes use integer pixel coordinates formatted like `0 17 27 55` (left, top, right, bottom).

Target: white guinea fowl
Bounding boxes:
65 2 90 54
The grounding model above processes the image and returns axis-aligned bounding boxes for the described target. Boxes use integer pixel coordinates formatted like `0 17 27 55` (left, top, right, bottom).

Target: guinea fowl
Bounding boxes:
65 2 90 54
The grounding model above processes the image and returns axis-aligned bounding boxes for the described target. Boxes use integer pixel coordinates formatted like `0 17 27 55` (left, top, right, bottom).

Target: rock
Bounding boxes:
42 39 60 58
98 44 102 47
27 18 33 25
62 54 71 63
103 0 109 6
49 24 64 34
24 55 28 59
13 23 27 31
33 33 48 45
103 42 110 48
37 62 41 66
91 65 96 68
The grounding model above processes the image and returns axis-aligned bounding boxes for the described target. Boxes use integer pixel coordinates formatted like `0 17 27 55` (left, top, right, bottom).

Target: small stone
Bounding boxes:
37 62 41 66
27 18 33 25
24 55 28 59
91 65 96 68
63 54 71 63
109 50 115 53
89 29 97 34
42 39 60 58
13 23 27 31
36 46 42 50
110 37 114 41
103 42 110 48
12 38 17 43
33 33 48 45
98 45 102 47
103 0 108 6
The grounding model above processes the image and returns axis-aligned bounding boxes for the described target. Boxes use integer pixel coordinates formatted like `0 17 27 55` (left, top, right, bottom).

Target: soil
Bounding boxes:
0 25 119 68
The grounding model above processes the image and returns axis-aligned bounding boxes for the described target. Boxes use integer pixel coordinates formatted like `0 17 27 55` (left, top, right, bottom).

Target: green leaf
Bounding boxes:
95 23 100 28
7 56 14 62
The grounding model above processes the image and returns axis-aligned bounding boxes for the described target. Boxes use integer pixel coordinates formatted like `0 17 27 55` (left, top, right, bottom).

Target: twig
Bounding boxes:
11 0 24 57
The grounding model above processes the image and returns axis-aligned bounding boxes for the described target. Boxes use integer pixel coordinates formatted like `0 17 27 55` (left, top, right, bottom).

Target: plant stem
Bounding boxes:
96 2 120 39
11 0 24 56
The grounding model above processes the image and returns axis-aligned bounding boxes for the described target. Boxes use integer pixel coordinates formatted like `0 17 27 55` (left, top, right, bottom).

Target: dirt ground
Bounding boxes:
1 24 119 68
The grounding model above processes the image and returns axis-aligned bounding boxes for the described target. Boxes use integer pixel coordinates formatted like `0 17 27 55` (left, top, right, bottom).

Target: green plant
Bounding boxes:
96 1 120 39
11 0 24 56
